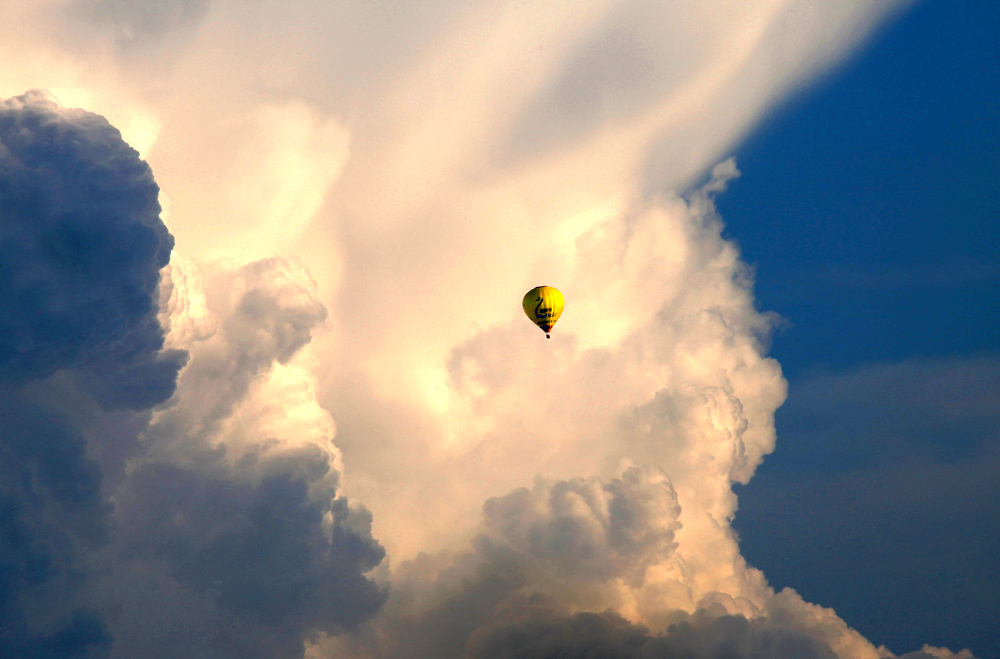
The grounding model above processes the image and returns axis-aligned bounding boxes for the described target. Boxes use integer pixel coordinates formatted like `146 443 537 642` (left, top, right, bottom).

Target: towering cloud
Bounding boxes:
0 1 980 658
314 168 969 659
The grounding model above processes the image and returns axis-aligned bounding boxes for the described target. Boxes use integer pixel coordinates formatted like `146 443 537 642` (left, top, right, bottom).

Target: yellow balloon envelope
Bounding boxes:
522 286 564 338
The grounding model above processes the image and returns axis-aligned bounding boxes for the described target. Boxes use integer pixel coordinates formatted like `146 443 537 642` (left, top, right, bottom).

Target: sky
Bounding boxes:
0 1 996 659
719 2 999 655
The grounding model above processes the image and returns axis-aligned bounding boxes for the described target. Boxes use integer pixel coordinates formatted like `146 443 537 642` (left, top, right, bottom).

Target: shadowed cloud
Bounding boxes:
0 92 387 658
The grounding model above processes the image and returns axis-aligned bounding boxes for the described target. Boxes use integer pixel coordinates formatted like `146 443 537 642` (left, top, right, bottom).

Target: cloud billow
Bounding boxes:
324 465 977 659
0 90 184 658
467 609 838 659
114 458 386 655
0 93 388 658
104 254 387 658
0 90 185 407
476 466 681 588
0 391 114 658
468 599 979 659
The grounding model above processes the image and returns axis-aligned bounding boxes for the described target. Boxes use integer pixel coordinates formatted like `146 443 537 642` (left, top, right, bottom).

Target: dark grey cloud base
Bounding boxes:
469 608 959 659
0 92 385 658
469 608 837 659
1 89 181 658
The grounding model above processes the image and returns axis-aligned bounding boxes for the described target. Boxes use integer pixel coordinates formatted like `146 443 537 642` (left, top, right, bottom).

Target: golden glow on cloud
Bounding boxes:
3 2 944 658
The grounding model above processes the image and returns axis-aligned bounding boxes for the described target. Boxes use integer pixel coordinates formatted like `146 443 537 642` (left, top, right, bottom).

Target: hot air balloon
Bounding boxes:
522 286 564 338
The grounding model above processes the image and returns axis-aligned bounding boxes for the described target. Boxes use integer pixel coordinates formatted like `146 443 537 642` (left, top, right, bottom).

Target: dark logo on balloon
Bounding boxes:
534 297 554 319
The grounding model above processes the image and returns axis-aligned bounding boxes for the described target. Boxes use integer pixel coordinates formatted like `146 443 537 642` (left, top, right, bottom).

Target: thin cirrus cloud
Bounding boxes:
0 1 979 658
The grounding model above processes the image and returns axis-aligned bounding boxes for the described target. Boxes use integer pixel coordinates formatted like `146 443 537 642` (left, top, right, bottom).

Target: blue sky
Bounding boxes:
718 0 999 375
724 1 999 657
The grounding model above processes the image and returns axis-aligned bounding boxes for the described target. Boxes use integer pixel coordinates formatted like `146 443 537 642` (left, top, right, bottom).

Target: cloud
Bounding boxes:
112 458 385 657
75 0 211 50
147 256 330 457
0 93 387 658
0 90 185 407
477 466 681 589
319 465 970 659
0 387 114 658
97 255 386 658
315 160 978 657
318 467 683 659
326 164 786 623
467 600 977 659
0 90 180 657
1 1 982 658
467 608 841 659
